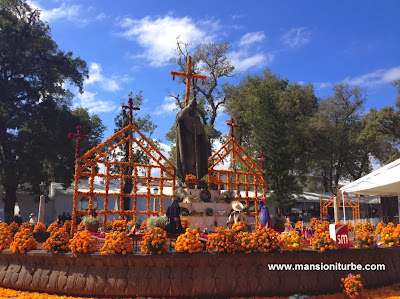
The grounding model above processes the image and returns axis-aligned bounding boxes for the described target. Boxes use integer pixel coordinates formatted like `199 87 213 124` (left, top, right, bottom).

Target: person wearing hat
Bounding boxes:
29 213 38 227
227 201 251 231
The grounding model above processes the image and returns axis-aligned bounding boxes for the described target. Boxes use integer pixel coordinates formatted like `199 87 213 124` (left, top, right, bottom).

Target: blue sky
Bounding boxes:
28 0 400 145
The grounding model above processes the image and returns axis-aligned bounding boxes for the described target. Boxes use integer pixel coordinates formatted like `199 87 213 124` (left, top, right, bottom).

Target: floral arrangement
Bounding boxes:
8 222 19 236
380 225 398 247
0 223 12 250
140 219 147 230
251 227 279 253
353 231 377 249
10 228 37 253
362 222 374 233
140 227 168 254
112 219 128 232
280 230 306 252
375 222 385 234
47 222 60 235
206 227 235 253
181 217 189 229
354 223 363 233
345 221 355 233
100 231 133 255
82 215 100 227
232 221 246 233
295 221 303 230
233 231 255 253
63 220 72 233
77 222 85 231
20 222 32 231
341 273 363 296
68 230 97 257
33 222 47 233
311 230 335 252
185 174 197 185
146 215 167 230
308 218 321 231
175 228 204 253
43 228 70 254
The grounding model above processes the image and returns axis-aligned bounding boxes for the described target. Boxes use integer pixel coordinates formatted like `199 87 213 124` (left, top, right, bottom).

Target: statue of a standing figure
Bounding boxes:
175 99 210 181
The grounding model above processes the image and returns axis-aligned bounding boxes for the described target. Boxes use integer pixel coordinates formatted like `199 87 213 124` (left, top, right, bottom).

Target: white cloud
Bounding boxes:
239 31 266 46
76 91 117 114
281 27 311 48
28 1 88 26
118 15 216 67
228 51 273 73
342 66 400 87
86 62 121 92
314 82 332 89
154 96 178 115
95 12 107 21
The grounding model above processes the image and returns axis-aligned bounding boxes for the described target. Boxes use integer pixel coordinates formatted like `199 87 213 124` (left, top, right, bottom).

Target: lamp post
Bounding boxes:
153 187 159 212
38 182 46 223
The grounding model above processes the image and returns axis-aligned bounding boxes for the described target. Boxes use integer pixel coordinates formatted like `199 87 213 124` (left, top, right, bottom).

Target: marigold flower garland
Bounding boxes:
140 227 168 254
100 231 133 255
43 228 70 254
10 228 37 253
68 230 97 257
0 223 12 250
33 222 47 233
175 228 204 253
341 273 363 296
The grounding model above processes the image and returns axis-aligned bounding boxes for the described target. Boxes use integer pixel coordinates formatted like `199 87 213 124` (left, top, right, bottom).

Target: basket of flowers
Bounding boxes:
174 228 204 253
10 228 38 254
43 228 70 254
233 230 255 253
69 230 97 257
47 221 60 235
100 231 133 255
0 223 12 250
112 219 128 232
251 227 279 253
33 222 50 243
341 273 363 298
310 229 336 252
353 230 377 249
280 230 306 252
8 222 19 237
82 215 101 233
206 227 235 253
140 227 168 254
380 225 399 247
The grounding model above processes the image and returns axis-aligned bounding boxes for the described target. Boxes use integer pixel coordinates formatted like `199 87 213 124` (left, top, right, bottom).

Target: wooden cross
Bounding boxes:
227 118 238 138
68 126 89 160
257 148 267 171
170 56 207 106
122 98 140 125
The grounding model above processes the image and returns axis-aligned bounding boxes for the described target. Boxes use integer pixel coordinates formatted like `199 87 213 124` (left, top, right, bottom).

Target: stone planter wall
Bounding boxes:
0 248 398 297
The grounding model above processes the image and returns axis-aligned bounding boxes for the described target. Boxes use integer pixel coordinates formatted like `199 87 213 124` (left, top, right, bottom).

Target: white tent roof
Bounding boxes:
340 158 400 196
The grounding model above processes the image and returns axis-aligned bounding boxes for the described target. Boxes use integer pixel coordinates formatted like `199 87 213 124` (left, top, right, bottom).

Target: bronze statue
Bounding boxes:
175 99 210 181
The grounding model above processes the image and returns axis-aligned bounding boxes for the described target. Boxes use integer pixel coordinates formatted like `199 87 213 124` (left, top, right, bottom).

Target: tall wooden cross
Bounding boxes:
257 148 267 171
170 56 207 106
68 126 89 160
122 98 140 125
227 118 238 138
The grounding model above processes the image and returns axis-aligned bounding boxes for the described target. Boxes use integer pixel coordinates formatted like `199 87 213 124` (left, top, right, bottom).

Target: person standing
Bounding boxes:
29 213 38 228
165 191 185 234
259 200 272 229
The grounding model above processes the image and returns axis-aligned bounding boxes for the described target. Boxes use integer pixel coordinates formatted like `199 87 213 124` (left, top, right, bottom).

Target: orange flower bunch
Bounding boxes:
63 220 72 233
20 222 32 231
308 218 322 231
0 223 12 250
101 231 133 255
8 222 19 236
47 221 60 234
181 217 189 229
251 227 279 253
185 174 197 185
280 230 306 252
112 219 128 232
68 230 97 257
206 227 235 253
232 221 246 233
233 231 255 253
77 222 85 231
380 225 399 247
140 219 147 230
175 228 204 253
33 222 47 233
295 221 303 230
341 273 363 296
353 231 377 249
140 227 168 254
311 230 335 252
354 222 363 233
345 221 355 233
10 228 37 253
362 222 374 233
43 228 70 254
375 222 385 234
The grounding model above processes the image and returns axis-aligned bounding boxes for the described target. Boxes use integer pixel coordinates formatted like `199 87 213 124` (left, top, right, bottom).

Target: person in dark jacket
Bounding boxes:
165 191 185 234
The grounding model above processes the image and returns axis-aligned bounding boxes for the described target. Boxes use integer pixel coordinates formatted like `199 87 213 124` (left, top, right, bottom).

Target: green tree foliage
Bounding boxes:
0 0 104 222
224 69 318 210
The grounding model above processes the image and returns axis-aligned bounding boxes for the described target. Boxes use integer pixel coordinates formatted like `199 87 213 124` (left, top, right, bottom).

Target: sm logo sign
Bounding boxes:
329 224 349 248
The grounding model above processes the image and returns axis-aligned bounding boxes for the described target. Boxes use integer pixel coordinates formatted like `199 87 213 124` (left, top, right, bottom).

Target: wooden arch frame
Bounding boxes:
320 193 361 221
71 124 175 232
207 136 266 227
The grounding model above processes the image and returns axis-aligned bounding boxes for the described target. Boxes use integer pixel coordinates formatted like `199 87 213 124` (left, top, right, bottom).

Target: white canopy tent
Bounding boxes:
341 158 400 196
